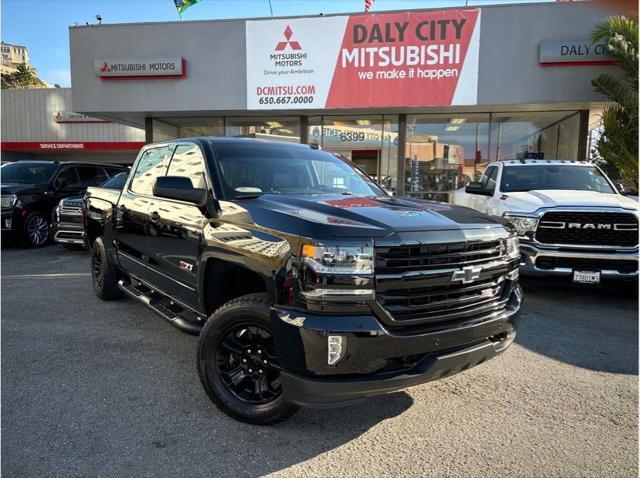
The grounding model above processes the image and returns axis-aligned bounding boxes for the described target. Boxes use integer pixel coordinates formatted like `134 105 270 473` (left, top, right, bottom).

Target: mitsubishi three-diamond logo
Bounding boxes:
275 25 302 51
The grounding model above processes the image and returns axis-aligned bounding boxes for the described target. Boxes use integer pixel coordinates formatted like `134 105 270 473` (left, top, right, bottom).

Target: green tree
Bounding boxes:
591 15 638 186
1 63 46 89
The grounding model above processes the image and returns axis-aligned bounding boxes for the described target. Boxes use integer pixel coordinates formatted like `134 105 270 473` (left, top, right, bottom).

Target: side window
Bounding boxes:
54 167 80 189
480 166 498 190
130 146 173 196
77 166 108 187
166 144 207 189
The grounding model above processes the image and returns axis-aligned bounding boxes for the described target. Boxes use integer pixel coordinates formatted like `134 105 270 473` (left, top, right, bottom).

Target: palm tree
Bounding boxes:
1 63 46 89
591 16 638 186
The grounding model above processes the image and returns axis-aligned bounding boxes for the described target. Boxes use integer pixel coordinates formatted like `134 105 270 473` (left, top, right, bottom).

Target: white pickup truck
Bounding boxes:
453 160 639 284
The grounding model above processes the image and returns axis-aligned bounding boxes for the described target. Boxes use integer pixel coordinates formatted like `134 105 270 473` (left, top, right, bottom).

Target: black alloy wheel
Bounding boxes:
217 324 282 404
197 293 299 425
23 212 50 247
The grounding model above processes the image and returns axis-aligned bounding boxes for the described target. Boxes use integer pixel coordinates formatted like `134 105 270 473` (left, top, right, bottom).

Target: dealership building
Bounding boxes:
66 1 622 199
1 88 144 164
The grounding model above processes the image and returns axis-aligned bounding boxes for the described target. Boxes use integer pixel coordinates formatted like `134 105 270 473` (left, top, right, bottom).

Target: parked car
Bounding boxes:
85 138 522 425
52 172 128 251
452 159 639 284
1 161 127 247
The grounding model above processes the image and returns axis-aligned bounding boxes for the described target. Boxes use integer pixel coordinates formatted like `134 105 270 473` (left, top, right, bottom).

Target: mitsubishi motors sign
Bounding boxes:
94 58 185 79
246 9 481 109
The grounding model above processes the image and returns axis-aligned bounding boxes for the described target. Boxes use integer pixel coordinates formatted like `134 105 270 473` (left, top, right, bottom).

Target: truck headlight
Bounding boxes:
503 213 538 237
1 194 16 210
299 242 374 302
505 236 520 260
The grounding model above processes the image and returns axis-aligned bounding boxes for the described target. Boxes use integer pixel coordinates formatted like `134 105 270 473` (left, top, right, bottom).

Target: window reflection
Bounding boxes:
406 114 490 202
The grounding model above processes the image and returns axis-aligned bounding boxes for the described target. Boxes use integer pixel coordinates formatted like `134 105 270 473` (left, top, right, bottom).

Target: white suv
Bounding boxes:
453 160 639 284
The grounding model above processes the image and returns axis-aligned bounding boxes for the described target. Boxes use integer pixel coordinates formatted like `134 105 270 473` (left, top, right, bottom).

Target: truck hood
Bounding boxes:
0 183 47 195
239 194 507 238
502 190 639 213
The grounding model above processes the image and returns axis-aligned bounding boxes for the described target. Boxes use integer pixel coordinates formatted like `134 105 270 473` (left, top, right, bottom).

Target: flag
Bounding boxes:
365 0 374 12
174 0 201 14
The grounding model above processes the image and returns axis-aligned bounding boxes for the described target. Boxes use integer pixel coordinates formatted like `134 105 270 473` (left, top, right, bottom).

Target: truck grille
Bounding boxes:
375 241 513 330
535 211 638 247
375 241 503 274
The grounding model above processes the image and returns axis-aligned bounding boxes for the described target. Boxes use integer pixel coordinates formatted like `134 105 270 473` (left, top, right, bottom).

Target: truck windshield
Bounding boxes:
1 162 57 184
500 165 615 193
214 144 385 199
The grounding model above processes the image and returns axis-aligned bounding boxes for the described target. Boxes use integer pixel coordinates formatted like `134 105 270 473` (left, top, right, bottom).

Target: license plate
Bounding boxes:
573 270 601 284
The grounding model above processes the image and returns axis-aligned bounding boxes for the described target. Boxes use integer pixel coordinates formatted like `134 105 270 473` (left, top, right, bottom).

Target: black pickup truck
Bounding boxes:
85 137 522 424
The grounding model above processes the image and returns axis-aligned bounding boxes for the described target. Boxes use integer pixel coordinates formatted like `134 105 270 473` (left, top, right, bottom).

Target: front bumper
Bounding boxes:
520 242 638 280
271 285 522 408
52 223 85 245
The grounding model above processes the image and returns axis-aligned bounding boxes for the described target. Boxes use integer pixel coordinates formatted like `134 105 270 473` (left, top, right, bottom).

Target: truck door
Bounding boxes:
145 143 210 309
116 145 173 282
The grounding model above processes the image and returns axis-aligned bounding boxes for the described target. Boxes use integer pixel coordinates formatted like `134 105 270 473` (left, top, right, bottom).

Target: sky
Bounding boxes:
1 0 552 87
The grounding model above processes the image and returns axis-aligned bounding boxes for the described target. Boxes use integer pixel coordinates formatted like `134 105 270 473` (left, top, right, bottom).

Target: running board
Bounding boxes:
118 279 203 335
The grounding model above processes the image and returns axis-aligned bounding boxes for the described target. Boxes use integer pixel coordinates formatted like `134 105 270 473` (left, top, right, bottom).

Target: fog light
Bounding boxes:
327 335 345 366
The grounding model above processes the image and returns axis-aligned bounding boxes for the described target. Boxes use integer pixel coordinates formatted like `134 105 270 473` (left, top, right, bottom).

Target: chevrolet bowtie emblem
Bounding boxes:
451 265 482 284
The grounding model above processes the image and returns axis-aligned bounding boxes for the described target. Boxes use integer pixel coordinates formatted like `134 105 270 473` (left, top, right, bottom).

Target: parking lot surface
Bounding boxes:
1 245 638 477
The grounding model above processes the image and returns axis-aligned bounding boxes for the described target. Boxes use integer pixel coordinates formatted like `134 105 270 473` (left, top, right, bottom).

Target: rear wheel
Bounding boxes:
197 293 299 425
21 212 50 248
91 237 123 300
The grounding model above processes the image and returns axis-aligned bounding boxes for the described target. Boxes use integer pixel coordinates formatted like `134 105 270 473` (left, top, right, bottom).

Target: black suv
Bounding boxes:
85 138 522 424
1 161 126 247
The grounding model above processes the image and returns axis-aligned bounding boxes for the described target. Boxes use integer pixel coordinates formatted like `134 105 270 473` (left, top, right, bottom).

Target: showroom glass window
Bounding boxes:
308 115 398 191
405 114 490 202
225 117 301 142
490 111 580 162
152 118 224 141
130 146 173 196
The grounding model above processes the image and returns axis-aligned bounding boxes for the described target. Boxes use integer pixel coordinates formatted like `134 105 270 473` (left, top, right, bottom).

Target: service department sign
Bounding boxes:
94 58 185 79
539 41 614 66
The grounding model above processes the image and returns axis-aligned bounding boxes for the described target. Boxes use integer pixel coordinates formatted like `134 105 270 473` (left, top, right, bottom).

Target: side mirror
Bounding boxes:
465 181 494 196
153 176 208 206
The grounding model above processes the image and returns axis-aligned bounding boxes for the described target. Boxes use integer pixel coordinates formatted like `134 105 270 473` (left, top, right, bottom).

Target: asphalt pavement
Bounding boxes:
1 245 638 477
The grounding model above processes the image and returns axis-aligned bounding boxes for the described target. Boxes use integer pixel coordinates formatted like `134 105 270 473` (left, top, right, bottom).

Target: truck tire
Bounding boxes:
197 293 299 425
91 237 123 300
21 211 50 248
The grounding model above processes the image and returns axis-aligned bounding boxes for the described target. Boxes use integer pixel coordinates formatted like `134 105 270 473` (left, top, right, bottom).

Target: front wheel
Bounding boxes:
196 293 299 425
21 211 50 248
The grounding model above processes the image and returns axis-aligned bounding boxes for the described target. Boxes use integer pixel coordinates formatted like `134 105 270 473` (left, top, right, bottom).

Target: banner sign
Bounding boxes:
539 40 614 66
95 58 185 79
246 9 481 109
54 112 109 123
